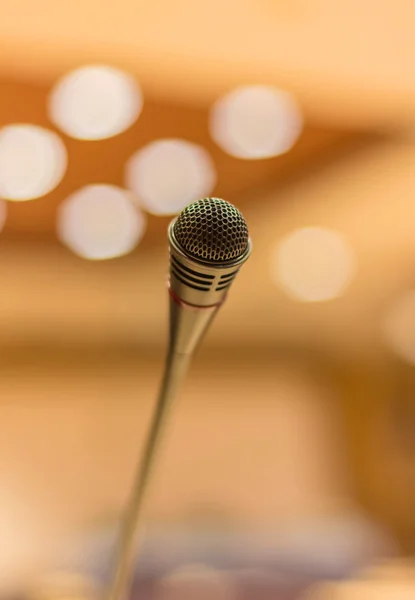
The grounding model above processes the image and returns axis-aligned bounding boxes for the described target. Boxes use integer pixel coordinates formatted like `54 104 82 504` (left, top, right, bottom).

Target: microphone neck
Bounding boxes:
168 291 221 356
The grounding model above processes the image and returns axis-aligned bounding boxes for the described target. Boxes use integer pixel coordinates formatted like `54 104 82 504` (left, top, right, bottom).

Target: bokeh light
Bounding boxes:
0 125 67 201
382 291 415 365
156 564 236 600
124 139 217 215
48 65 143 140
209 85 303 159
57 184 146 260
273 227 356 302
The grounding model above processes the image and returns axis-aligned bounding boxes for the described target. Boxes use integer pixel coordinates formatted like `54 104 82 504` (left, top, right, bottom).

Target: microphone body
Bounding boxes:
107 198 251 600
167 218 251 355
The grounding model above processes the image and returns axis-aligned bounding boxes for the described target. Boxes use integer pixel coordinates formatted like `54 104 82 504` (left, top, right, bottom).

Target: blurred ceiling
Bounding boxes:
2 3 415 589
0 1 412 364
1 137 412 361
0 80 354 237
2 0 415 130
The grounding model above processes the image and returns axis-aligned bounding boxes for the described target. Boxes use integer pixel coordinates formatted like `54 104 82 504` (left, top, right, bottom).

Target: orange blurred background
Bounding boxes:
1 1 415 598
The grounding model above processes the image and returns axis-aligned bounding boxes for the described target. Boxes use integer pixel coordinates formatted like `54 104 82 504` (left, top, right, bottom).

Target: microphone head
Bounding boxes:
173 197 249 264
168 198 251 307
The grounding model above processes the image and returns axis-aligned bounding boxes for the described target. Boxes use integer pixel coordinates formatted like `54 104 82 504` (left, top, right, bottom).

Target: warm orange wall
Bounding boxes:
0 353 348 591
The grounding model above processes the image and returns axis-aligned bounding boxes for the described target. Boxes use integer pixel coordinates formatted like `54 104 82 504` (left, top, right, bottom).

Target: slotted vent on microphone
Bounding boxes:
173 197 249 263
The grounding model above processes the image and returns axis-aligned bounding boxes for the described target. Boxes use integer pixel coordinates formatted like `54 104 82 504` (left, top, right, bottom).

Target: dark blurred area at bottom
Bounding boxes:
26 517 396 600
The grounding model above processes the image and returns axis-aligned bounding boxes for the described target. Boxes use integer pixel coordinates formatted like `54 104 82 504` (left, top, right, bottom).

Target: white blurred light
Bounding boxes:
125 139 217 215
0 125 67 201
156 564 235 600
57 184 146 260
49 65 143 140
273 227 356 302
382 291 415 365
209 85 303 159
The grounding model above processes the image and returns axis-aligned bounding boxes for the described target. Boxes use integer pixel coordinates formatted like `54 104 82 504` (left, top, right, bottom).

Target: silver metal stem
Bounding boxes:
106 281 225 600
106 198 251 600
106 349 191 600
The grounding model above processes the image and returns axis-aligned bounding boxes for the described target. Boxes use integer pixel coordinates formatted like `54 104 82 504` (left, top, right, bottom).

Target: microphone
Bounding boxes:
107 198 251 600
168 197 251 354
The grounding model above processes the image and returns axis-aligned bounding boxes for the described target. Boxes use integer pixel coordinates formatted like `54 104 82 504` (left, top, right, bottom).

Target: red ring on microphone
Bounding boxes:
168 283 226 309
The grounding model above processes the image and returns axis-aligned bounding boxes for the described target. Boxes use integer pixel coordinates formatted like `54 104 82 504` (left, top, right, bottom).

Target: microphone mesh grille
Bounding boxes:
173 197 249 263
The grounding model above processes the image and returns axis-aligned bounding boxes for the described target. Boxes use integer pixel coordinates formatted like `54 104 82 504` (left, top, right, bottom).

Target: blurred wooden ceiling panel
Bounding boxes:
0 79 357 240
0 133 383 356
0 1 414 129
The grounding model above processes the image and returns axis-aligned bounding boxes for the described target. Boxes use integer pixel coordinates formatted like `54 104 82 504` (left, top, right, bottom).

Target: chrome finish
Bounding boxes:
106 298 221 600
107 198 252 600
168 220 252 307
168 294 219 355
172 197 250 263
107 348 190 600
